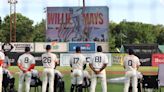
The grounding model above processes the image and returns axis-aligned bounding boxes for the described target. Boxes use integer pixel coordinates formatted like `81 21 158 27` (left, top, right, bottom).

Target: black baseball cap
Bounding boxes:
25 47 30 52
76 46 81 52
97 46 102 52
46 45 51 50
128 48 134 55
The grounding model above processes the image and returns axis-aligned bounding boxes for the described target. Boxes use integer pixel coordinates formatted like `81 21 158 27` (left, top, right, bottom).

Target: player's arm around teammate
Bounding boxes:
89 46 108 92
41 45 58 92
0 51 5 92
17 47 35 92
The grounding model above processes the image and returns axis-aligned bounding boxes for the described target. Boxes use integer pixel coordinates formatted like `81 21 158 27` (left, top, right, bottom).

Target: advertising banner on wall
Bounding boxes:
60 53 112 66
35 42 68 52
46 6 109 42
111 53 127 65
152 54 164 66
69 42 96 52
2 43 34 52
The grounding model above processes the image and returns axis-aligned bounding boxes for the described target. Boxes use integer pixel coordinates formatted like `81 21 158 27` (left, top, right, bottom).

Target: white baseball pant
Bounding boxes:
42 68 54 92
18 71 32 92
90 69 107 92
124 70 138 92
0 67 2 92
71 69 83 85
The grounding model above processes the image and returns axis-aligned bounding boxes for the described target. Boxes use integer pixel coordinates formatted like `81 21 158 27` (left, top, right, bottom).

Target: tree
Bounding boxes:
33 19 46 42
108 21 117 51
109 20 164 49
157 27 164 44
1 13 34 42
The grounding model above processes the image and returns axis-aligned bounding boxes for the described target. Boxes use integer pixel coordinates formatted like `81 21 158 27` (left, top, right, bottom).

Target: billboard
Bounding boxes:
111 53 127 65
123 44 158 66
46 6 109 42
69 42 96 52
35 42 68 52
60 53 112 66
152 54 164 66
2 43 34 52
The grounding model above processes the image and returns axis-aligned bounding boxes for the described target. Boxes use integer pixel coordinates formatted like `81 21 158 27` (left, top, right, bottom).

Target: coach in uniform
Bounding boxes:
89 46 108 92
17 47 35 92
123 48 140 92
70 46 86 92
41 45 58 92
0 50 5 92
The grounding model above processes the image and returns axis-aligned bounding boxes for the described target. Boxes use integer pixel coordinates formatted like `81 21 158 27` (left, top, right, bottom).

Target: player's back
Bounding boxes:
90 52 108 71
41 52 58 69
18 53 35 70
70 53 86 70
123 55 140 71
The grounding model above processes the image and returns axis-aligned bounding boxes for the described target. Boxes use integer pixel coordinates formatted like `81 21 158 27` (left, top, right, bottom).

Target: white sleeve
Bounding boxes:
89 55 93 64
0 52 5 60
31 56 35 64
83 55 87 65
104 54 108 64
55 54 59 62
136 57 140 66
17 56 21 64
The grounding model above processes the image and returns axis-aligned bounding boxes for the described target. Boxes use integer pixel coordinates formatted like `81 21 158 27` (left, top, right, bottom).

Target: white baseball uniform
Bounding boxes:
41 52 58 92
2 55 13 79
0 51 5 92
2 56 10 68
17 53 35 92
123 54 140 92
89 52 108 92
70 53 86 85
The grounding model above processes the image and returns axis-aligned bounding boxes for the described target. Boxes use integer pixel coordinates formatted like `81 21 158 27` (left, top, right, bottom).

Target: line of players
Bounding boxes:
0 45 140 92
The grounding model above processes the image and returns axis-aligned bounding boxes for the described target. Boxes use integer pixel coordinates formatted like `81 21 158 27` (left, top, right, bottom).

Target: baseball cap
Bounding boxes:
97 46 102 52
46 45 51 50
25 47 30 52
76 46 81 52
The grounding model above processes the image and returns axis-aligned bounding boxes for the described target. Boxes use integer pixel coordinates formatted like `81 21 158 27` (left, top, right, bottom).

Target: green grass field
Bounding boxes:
7 65 164 92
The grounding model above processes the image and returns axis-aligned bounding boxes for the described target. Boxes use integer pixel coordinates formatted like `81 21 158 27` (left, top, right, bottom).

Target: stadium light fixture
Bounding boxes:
8 0 17 42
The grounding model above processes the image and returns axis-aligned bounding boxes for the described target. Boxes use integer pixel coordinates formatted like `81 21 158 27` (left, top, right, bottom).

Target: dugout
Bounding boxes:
120 44 160 66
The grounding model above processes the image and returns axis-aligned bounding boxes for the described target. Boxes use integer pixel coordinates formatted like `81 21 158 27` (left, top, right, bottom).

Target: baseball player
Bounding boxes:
17 47 35 92
0 51 5 92
2 52 13 79
70 46 86 92
41 45 58 92
89 46 108 92
123 48 140 92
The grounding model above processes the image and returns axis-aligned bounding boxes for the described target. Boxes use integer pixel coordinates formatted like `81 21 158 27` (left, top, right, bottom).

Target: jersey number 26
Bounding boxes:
43 57 51 63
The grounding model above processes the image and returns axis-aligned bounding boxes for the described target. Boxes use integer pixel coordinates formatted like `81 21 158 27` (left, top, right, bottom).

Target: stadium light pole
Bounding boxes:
8 0 17 42
44 8 47 42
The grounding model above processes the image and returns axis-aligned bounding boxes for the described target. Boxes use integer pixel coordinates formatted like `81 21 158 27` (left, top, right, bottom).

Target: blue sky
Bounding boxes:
0 0 164 25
